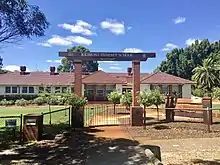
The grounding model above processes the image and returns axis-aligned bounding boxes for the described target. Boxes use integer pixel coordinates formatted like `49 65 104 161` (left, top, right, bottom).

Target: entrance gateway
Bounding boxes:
59 52 156 126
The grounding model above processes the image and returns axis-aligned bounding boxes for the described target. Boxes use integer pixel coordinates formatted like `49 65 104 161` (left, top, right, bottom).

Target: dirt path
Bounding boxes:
136 137 220 164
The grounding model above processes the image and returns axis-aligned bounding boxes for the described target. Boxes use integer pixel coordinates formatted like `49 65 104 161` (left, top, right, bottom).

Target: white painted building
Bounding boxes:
0 66 194 100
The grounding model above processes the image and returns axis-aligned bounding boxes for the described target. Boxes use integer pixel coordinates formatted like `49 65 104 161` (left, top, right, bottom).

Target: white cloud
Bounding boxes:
162 43 179 51
58 20 96 36
123 48 143 53
127 26 132 30
99 61 115 63
100 19 125 35
37 43 52 47
3 65 30 72
185 38 201 46
98 66 103 71
45 59 62 63
109 66 122 70
173 17 186 24
38 35 92 47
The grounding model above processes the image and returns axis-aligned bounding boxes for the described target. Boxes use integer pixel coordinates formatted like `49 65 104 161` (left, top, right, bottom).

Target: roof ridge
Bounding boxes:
81 70 102 80
140 72 158 82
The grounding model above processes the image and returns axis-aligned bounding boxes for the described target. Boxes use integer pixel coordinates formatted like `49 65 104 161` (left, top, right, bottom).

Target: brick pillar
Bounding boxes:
74 60 82 97
130 60 143 126
132 61 140 106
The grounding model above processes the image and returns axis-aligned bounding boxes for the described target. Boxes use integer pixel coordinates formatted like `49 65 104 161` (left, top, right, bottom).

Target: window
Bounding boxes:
71 87 74 93
162 85 169 94
5 87 11 93
38 86 44 93
62 87 67 93
22 87 28 93
55 87 61 93
86 89 94 96
45 87 51 93
122 88 132 93
97 89 104 96
12 87 17 93
29 87 34 93
106 89 113 95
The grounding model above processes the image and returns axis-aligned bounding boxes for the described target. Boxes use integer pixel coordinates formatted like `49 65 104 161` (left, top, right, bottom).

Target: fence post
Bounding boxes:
68 107 71 131
20 114 23 142
207 107 211 133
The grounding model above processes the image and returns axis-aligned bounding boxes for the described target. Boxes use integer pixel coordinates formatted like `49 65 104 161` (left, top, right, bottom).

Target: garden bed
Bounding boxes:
123 120 220 140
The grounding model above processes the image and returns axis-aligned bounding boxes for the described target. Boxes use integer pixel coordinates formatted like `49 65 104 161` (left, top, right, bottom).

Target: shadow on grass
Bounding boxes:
0 127 21 151
0 127 161 165
42 123 70 140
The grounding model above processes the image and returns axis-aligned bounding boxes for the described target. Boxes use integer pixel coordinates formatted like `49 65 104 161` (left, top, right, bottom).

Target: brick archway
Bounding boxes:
59 52 156 126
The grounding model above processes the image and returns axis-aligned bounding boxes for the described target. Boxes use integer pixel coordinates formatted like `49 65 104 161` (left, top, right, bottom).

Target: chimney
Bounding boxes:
20 66 26 75
127 67 132 76
50 66 56 75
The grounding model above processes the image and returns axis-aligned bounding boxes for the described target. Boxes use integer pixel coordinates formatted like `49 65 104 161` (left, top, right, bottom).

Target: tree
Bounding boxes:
0 56 2 69
0 56 9 74
150 90 164 121
156 39 220 80
212 87 220 100
0 0 49 46
107 91 122 114
137 91 152 128
120 92 132 111
57 46 99 73
192 53 220 95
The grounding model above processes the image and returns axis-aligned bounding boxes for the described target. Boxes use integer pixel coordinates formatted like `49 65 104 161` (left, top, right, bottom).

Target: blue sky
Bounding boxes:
1 0 220 73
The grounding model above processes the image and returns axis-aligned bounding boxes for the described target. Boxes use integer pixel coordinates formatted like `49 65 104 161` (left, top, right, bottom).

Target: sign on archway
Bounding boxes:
59 51 156 126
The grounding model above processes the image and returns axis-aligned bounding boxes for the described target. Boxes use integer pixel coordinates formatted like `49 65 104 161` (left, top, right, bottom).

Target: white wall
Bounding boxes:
182 84 191 98
0 86 5 94
140 84 150 92
82 84 85 97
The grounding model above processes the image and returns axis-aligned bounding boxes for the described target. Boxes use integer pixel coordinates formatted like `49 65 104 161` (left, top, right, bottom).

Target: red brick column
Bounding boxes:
132 60 140 106
74 60 82 97
130 60 143 126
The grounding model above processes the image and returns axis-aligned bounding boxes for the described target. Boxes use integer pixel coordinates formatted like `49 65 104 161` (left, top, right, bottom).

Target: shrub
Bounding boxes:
0 99 14 106
0 94 38 101
33 97 46 105
15 99 29 106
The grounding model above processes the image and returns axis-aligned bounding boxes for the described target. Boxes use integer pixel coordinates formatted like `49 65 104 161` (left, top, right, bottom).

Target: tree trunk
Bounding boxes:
143 105 146 129
114 104 116 114
49 104 51 125
156 106 159 121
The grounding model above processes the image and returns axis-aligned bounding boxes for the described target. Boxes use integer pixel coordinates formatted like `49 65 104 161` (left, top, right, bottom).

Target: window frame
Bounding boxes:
12 86 18 94
29 87 35 93
5 86 11 94
22 86 28 94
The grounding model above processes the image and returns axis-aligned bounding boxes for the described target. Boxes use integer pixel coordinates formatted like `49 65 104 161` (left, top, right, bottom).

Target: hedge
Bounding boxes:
0 94 38 101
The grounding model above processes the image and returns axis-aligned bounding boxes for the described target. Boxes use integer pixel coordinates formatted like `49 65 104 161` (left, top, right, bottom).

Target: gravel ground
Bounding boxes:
123 121 220 140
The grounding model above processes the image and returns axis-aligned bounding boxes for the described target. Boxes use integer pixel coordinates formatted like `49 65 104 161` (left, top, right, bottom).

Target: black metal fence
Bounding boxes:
41 107 71 138
84 104 130 127
0 115 23 143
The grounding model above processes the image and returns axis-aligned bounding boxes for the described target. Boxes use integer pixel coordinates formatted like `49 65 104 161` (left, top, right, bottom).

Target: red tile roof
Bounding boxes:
0 71 194 86
82 70 124 84
141 72 194 84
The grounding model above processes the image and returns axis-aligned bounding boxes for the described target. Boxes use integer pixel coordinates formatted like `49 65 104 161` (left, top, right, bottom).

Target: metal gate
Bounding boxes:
84 104 130 127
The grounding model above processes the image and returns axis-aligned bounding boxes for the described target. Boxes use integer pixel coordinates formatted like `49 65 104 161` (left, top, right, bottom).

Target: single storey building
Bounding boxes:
0 66 194 101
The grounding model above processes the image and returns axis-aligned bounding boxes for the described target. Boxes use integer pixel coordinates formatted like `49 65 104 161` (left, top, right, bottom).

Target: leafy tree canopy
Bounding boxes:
57 46 99 73
155 39 220 80
0 0 49 46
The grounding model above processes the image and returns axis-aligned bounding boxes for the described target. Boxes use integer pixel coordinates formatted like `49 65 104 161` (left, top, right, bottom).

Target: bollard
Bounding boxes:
207 107 211 133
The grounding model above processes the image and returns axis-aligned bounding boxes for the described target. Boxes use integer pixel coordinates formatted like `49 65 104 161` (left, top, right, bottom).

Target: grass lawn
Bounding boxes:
0 105 107 127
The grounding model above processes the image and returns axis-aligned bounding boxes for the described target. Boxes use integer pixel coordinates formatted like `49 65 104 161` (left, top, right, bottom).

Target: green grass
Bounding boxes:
0 105 106 127
0 106 68 127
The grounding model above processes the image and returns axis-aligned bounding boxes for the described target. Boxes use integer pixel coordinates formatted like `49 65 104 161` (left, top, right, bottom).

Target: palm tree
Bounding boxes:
192 53 220 95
